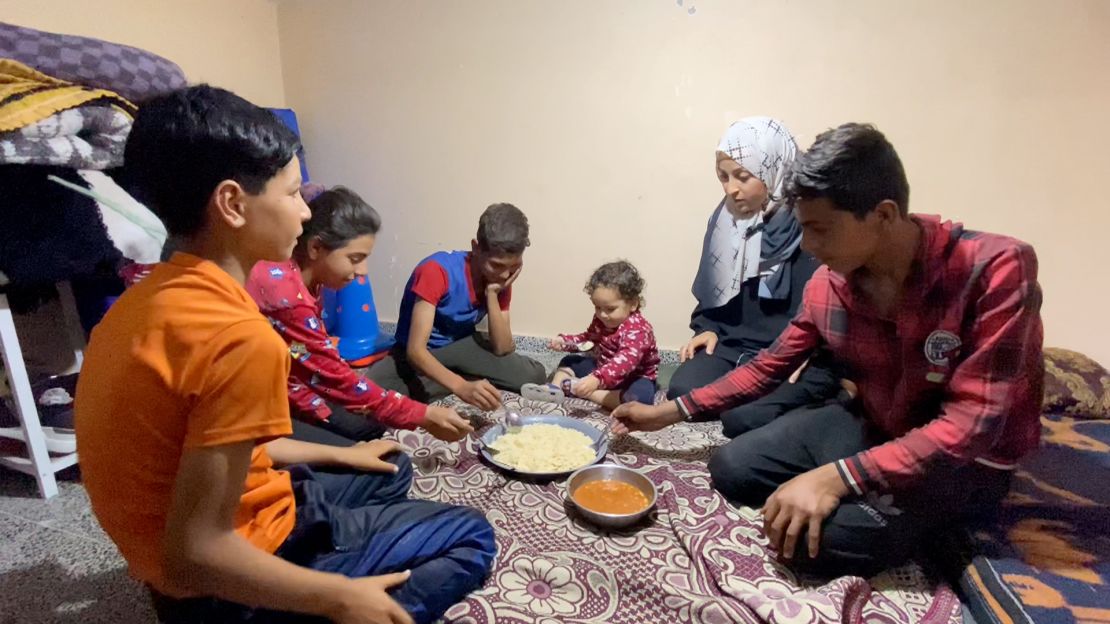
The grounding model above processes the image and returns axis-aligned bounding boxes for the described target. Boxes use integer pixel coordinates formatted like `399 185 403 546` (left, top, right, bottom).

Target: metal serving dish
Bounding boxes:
479 414 608 477
566 463 656 528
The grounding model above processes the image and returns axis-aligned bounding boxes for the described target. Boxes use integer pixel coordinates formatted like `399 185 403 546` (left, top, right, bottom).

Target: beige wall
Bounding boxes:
4 1 1105 361
305 1 1096 365
1 0 286 106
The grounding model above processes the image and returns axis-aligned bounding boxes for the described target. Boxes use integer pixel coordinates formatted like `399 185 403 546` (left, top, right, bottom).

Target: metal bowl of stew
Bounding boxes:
566 463 656 528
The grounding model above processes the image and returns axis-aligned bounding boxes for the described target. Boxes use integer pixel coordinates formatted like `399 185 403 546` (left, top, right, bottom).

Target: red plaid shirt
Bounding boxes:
246 260 427 429
678 216 1044 494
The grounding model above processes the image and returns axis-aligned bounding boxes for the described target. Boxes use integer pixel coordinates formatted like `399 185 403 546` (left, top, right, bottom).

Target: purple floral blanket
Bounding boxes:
388 394 962 624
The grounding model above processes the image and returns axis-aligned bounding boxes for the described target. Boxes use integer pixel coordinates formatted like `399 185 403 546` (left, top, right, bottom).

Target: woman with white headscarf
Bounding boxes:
666 117 840 438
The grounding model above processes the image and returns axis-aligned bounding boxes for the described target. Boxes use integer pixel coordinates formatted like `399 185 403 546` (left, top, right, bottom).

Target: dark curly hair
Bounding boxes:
585 260 645 307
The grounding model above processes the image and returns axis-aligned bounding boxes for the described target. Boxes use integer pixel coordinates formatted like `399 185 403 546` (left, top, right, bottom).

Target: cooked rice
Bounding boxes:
488 423 596 472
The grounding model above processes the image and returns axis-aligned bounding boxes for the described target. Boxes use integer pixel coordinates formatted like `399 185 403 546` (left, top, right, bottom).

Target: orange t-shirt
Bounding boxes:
75 253 296 592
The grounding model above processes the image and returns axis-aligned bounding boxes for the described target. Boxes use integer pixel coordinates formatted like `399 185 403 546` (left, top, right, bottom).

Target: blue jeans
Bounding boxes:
557 354 657 404
151 454 496 624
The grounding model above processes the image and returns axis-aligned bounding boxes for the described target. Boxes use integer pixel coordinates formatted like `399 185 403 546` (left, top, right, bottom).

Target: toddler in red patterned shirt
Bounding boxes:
522 261 660 409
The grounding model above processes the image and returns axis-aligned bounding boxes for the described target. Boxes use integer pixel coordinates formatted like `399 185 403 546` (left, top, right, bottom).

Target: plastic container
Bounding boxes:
319 275 394 364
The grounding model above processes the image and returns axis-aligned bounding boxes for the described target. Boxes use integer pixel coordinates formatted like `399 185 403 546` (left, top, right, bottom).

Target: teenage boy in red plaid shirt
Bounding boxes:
614 123 1043 576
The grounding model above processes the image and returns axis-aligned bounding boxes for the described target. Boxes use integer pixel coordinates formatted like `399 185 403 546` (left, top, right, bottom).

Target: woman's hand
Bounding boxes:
679 331 718 362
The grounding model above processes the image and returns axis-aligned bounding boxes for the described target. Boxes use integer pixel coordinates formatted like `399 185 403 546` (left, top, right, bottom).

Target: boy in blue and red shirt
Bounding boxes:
368 203 546 411
614 123 1044 577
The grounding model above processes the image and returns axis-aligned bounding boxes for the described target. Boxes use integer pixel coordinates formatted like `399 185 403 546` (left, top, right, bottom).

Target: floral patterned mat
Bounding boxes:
387 393 962 624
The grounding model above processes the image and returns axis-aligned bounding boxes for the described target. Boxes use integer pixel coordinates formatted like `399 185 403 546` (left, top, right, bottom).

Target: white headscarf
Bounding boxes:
692 116 801 309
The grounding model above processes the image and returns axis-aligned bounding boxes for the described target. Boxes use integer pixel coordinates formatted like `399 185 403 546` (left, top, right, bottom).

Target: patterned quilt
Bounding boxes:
0 105 132 169
386 393 962 624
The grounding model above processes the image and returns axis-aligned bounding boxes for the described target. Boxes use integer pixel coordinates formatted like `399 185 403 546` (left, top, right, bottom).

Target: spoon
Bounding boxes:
504 408 524 433
592 423 611 453
480 408 523 454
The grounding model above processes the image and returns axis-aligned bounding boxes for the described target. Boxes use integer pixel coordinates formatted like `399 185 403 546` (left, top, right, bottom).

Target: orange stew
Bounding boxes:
573 480 650 515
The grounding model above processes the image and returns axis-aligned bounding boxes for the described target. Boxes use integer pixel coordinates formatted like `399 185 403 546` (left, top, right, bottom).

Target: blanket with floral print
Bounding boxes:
387 393 962 624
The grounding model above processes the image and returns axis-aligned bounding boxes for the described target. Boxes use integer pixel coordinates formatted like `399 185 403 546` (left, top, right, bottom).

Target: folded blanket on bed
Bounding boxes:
0 104 131 169
0 21 186 103
0 59 135 132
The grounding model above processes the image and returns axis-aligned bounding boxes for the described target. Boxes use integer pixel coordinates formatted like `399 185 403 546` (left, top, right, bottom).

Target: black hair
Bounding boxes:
476 203 530 255
585 260 645 307
295 186 380 256
786 123 909 218
123 84 302 237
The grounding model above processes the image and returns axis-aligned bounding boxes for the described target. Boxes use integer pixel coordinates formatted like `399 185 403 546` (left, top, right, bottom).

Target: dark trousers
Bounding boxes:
290 401 387 446
557 354 657 404
707 403 1012 577
667 350 842 438
150 454 496 624
367 333 546 402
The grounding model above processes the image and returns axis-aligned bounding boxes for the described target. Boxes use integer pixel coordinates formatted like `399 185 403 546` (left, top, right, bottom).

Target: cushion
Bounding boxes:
1043 347 1110 418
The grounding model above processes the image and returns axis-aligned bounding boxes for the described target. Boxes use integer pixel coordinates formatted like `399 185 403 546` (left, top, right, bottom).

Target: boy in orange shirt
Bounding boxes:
75 85 495 624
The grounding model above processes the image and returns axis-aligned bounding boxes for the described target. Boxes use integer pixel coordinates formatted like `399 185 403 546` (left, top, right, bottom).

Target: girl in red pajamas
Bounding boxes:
523 260 660 409
247 186 473 445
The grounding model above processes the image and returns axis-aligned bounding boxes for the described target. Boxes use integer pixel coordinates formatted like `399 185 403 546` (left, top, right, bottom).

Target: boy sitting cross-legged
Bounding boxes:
368 204 546 411
75 85 495 624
